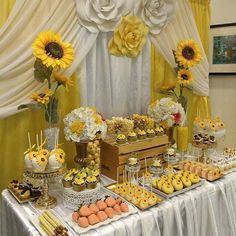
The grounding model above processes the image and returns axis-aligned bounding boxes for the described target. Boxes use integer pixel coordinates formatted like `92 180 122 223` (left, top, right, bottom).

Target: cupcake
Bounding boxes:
92 169 100 181
155 127 164 136
146 129 155 138
127 132 137 142
86 176 98 189
127 157 139 167
116 134 127 144
63 174 73 188
77 171 87 179
72 178 85 192
138 130 147 139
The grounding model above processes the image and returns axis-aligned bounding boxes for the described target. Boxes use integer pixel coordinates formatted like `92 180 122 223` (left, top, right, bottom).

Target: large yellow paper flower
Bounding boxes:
53 72 73 90
177 69 193 84
109 15 149 58
31 89 53 105
32 31 74 69
175 39 202 68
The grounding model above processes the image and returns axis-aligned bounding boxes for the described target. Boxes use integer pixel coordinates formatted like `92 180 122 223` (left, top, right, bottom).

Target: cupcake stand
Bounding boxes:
24 167 66 209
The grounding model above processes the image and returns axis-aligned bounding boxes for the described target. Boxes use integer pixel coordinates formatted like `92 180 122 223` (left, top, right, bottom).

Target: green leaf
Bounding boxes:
18 103 42 110
33 59 53 83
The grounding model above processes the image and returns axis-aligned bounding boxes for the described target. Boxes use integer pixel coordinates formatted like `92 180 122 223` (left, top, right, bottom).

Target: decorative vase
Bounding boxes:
44 127 60 151
177 126 188 152
75 142 88 168
177 95 188 113
165 127 175 145
75 140 101 170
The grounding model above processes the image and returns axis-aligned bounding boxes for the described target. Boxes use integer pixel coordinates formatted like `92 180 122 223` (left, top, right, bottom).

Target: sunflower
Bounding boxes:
55 153 65 164
36 154 48 166
177 69 193 84
70 120 85 135
219 122 225 129
199 121 205 129
175 39 202 68
53 72 73 90
31 89 53 105
210 123 216 131
32 31 74 69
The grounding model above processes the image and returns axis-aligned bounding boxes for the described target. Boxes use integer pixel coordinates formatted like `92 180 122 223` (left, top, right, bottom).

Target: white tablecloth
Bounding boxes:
1 173 236 236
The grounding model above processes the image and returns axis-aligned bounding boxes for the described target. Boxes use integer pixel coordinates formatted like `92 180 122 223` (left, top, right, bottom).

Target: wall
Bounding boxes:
210 0 236 147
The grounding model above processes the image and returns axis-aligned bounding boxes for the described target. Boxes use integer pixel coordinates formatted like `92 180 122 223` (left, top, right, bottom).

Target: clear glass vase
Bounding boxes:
44 127 60 151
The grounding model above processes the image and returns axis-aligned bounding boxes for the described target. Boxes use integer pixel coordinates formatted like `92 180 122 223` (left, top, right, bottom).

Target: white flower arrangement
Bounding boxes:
64 107 107 142
148 98 185 128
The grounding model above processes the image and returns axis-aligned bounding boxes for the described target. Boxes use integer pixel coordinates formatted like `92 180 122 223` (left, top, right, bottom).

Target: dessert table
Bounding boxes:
1 173 236 236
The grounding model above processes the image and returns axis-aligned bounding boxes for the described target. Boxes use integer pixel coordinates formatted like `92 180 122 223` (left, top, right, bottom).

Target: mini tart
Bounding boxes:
146 129 155 138
155 127 164 136
137 130 147 139
116 134 127 144
86 175 98 189
127 132 137 142
63 175 73 188
72 178 85 192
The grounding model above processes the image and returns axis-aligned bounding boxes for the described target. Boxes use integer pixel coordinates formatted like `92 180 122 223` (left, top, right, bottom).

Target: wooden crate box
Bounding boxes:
101 135 169 182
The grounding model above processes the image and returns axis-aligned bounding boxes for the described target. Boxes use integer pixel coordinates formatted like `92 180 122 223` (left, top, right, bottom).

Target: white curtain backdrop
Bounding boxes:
0 0 208 119
80 32 151 118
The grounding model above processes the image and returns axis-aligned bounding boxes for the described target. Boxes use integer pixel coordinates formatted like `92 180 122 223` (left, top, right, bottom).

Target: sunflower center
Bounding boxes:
39 93 46 98
41 158 45 162
182 46 195 60
45 42 64 59
181 74 189 80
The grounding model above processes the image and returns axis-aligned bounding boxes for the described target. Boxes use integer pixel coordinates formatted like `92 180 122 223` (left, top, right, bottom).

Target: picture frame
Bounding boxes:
209 23 236 75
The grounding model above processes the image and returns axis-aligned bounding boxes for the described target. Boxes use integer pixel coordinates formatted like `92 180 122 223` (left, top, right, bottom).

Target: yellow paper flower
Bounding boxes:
53 72 73 90
177 69 193 84
199 121 205 129
109 15 149 58
35 154 48 166
70 120 85 135
210 123 216 131
31 89 53 105
219 121 225 129
175 39 202 68
32 31 74 69
55 153 65 164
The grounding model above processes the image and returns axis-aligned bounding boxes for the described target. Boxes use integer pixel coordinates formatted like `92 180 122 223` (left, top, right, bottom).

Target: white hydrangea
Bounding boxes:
64 107 107 142
148 98 186 127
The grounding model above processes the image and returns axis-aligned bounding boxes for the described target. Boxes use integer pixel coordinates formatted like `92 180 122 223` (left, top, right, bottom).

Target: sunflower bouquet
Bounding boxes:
19 31 75 125
160 39 203 111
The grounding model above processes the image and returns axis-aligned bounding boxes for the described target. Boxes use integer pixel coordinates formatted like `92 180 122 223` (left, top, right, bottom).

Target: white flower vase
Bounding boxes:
44 127 60 151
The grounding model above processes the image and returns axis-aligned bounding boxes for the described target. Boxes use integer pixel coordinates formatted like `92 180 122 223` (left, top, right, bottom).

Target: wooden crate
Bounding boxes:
101 135 169 182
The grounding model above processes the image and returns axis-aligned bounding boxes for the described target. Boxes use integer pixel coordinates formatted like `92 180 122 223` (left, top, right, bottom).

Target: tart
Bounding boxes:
127 131 137 142
116 134 127 144
86 175 98 189
137 130 147 139
155 127 164 136
72 178 85 192
146 129 155 138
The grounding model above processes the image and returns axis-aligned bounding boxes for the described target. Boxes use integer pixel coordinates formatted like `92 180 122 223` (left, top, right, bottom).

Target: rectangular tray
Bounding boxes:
63 189 138 234
148 180 204 199
8 188 39 204
103 183 164 211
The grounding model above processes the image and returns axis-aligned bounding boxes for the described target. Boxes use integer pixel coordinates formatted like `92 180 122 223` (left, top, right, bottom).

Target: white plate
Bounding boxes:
29 216 48 236
64 204 137 234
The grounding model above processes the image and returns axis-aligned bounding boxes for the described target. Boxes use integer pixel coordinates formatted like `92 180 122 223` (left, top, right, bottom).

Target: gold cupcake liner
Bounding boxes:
62 179 72 188
72 183 85 192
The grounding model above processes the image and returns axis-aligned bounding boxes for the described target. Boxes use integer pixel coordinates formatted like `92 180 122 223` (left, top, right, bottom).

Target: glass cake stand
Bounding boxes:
24 167 66 209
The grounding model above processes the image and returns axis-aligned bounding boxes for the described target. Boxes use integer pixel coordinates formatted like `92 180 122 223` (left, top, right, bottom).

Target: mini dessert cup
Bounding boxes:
62 179 73 188
86 180 98 189
72 183 85 192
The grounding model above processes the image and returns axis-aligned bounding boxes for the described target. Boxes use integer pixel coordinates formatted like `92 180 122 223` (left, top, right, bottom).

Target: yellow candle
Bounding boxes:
177 126 188 152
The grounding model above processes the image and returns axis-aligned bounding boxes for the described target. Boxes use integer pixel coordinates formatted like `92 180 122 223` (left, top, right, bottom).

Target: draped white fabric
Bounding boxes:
151 0 209 96
0 0 208 118
80 32 151 118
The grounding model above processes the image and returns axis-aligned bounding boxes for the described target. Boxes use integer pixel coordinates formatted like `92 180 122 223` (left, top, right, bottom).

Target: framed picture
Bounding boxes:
209 23 236 74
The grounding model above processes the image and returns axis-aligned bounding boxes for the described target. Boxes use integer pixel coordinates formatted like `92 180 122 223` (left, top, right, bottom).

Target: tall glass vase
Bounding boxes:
165 127 175 145
44 126 59 151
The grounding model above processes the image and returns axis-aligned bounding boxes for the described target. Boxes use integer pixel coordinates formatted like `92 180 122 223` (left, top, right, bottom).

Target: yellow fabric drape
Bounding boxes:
151 0 211 140
0 1 80 192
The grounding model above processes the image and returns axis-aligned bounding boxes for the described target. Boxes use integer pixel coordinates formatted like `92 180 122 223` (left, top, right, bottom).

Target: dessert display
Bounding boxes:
127 131 137 142
38 210 69 236
8 180 41 203
193 133 216 146
151 171 201 197
116 134 127 144
63 167 99 191
137 130 147 139
106 182 162 210
146 129 155 138
24 132 65 172
155 127 164 136
178 160 223 181
71 196 129 228
128 114 155 131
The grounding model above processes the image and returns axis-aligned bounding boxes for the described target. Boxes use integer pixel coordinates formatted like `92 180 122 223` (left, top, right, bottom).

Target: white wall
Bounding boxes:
210 0 236 147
